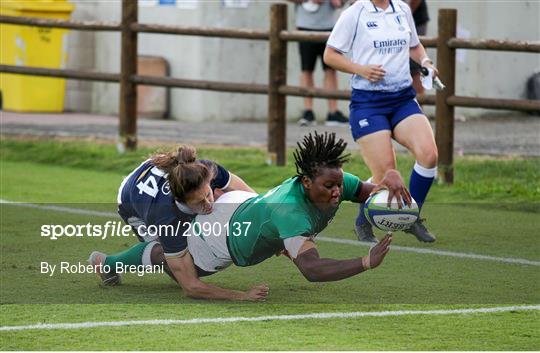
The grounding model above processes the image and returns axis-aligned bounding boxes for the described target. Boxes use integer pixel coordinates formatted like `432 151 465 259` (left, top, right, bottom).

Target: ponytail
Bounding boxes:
150 145 214 202
151 145 197 174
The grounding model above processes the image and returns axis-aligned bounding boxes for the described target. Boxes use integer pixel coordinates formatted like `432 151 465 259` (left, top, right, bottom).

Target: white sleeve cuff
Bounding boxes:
326 44 348 54
221 171 232 190
283 236 310 259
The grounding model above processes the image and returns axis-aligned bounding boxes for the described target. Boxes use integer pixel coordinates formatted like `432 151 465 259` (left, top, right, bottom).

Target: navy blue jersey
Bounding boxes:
117 159 230 256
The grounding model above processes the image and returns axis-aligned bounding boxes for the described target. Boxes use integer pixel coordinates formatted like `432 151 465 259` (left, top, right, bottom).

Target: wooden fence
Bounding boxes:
1 2 539 183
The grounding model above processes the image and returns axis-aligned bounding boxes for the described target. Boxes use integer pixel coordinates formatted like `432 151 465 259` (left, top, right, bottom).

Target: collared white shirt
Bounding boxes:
327 0 419 92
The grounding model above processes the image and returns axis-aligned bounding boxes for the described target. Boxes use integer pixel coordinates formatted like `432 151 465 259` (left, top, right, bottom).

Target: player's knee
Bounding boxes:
418 147 438 168
150 243 166 266
150 244 175 281
324 68 336 75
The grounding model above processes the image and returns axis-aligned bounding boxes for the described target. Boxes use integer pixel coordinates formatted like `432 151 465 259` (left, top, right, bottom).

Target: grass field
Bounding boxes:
1 138 539 350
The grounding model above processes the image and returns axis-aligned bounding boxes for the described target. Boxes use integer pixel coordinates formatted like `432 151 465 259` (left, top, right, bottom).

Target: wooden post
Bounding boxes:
435 9 457 184
267 4 287 166
119 0 138 152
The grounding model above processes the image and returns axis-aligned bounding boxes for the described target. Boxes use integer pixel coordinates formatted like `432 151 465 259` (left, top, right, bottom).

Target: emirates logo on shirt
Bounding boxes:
373 39 407 48
373 39 407 55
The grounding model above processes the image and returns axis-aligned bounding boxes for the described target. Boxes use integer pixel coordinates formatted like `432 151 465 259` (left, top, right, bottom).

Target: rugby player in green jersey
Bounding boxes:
187 131 411 286
92 132 410 301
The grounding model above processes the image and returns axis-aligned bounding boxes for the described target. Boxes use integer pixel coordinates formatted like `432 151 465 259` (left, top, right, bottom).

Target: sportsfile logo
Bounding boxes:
41 221 133 240
40 221 252 240
366 21 378 29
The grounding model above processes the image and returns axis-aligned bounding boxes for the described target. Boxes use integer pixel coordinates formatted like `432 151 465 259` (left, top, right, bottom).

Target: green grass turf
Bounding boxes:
1 305 538 350
1 138 539 350
1 201 539 305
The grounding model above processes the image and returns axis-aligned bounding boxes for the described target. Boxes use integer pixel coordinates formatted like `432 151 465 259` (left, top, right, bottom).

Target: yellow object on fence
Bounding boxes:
0 0 74 112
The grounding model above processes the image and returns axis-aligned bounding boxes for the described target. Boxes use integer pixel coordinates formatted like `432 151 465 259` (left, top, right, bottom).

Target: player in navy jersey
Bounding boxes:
88 145 269 301
324 0 439 243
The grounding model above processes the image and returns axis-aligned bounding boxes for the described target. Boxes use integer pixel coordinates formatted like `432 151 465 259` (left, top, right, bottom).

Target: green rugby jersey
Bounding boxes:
227 172 361 267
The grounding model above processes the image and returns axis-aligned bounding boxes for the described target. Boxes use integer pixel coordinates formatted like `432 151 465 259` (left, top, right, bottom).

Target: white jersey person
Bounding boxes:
289 0 349 126
323 0 439 243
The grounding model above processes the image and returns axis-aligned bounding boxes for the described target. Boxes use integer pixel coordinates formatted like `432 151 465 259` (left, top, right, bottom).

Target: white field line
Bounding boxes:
1 305 539 332
2 199 539 267
0 199 117 218
317 237 540 266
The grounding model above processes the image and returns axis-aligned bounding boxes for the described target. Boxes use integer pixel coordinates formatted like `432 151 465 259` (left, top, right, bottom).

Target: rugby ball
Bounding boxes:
364 189 419 232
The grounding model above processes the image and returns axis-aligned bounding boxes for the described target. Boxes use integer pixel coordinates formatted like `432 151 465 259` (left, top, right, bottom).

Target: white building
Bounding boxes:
65 0 540 121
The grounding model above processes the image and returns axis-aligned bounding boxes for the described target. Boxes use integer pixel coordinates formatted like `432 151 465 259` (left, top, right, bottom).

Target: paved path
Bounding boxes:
1 111 539 156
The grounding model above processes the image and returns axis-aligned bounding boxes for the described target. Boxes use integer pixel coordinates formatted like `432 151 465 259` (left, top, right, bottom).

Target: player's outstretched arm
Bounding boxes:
166 252 268 301
293 235 392 282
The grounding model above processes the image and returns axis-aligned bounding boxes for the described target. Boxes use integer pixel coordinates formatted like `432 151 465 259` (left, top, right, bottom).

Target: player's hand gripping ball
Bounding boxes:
364 189 419 232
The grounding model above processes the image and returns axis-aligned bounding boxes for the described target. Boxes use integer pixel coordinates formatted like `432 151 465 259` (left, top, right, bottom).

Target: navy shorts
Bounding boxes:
349 86 423 141
298 27 333 72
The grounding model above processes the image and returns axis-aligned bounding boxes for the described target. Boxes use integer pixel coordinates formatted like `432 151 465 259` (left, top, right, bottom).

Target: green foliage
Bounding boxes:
1 138 539 202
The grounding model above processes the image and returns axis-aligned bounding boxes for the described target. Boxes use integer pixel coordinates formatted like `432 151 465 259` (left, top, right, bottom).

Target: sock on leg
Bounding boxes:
356 203 368 226
104 242 150 268
141 241 159 267
356 176 373 226
409 162 437 209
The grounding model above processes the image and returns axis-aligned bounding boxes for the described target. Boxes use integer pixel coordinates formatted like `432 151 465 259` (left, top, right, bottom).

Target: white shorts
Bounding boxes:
187 191 257 273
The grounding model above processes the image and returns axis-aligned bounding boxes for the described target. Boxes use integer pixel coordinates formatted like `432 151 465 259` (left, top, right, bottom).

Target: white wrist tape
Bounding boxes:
362 256 371 270
421 57 432 66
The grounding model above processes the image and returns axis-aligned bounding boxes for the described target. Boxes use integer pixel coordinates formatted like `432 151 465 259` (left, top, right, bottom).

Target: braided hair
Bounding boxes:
293 131 350 179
